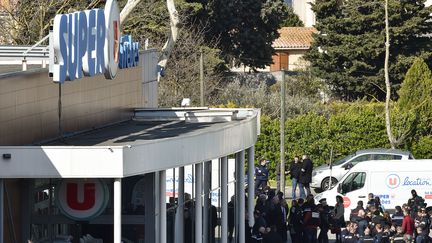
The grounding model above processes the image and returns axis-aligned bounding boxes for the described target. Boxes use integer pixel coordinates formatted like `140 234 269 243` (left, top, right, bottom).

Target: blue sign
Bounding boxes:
52 0 140 83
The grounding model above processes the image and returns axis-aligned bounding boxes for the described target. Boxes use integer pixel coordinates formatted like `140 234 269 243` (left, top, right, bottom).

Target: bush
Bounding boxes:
255 102 392 177
411 136 432 159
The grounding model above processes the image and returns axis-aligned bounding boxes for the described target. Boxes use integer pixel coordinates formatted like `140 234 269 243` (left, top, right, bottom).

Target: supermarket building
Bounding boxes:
0 1 259 243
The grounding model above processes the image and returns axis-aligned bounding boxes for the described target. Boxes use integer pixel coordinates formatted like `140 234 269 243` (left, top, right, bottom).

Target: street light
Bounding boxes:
280 69 286 195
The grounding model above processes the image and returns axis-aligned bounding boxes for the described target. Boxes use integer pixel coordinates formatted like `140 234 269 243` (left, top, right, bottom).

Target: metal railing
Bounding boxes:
0 34 50 71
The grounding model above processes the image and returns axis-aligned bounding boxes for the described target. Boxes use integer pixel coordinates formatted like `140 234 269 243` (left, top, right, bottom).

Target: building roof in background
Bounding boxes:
273 27 317 49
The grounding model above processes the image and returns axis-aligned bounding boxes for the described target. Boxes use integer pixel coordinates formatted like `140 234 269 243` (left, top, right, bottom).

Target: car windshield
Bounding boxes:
332 154 355 166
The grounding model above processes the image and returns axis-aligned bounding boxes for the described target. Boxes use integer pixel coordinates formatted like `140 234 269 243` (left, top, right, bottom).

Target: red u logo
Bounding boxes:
388 177 397 186
66 183 96 210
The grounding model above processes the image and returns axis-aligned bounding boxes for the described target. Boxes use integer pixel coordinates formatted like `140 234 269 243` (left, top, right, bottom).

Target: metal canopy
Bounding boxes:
0 108 259 178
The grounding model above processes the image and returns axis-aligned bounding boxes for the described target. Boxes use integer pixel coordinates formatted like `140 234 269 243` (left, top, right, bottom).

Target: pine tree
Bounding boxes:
397 58 432 112
304 0 432 100
396 58 432 140
280 6 304 27
206 0 289 69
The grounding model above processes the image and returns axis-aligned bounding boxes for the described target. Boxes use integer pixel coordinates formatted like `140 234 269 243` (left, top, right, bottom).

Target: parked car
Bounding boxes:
311 149 414 191
314 159 431 220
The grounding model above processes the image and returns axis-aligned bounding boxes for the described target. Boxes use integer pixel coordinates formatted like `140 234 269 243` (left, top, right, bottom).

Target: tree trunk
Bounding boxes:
120 0 180 82
157 0 180 81
384 0 396 149
120 0 142 24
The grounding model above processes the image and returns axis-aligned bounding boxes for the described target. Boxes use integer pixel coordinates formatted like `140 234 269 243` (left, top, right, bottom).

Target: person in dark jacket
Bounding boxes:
359 226 374 242
415 226 431 243
299 154 313 198
303 194 320 243
255 194 267 219
288 156 302 200
228 195 235 242
356 209 368 236
333 195 345 243
373 223 390 243
408 189 425 218
263 225 283 243
342 221 360 243
255 158 269 195
251 210 267 243
391 206 404 227
318 198 331 243
266 196 283 235
278 197 289 241
350 201 364 223
288 199 303 243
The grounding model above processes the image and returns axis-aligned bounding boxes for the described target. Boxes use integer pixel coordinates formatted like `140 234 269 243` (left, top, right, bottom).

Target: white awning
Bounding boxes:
0 108 260 178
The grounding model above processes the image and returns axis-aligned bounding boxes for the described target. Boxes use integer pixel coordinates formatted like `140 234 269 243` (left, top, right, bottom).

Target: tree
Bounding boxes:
280 6 303 27
305 0 432 101
214 69 324 118
394 58 432 145
397 58 432 116
158 25 225 107
204 0 289 69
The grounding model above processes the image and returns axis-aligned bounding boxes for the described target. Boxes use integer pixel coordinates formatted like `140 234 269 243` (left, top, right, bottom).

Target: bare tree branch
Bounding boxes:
120 0 142 24
157 0 179 81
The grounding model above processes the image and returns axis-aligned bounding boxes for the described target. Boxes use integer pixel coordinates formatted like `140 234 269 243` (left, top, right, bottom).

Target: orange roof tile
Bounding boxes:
273 27 317 49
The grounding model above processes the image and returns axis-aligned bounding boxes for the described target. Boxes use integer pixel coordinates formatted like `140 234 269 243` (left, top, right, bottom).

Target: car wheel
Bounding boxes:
321 177 338 191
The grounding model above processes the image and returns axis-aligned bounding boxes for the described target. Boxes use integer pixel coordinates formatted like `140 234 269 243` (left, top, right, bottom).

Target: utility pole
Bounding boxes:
280 70 286 194
200 50 204 107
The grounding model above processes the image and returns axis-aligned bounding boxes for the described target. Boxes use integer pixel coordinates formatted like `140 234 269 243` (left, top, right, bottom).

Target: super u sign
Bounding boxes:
51 0 139 83
55 179 109 220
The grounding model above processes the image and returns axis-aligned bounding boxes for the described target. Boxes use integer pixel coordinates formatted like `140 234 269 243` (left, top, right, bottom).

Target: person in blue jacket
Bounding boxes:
255 158 269 195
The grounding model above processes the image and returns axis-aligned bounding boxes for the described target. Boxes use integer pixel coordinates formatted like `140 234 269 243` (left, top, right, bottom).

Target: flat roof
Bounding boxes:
45 120 228 146
0 108 260 178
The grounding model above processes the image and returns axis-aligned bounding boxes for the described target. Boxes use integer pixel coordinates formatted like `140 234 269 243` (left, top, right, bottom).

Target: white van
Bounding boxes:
311 149 414 191
314 160 432 220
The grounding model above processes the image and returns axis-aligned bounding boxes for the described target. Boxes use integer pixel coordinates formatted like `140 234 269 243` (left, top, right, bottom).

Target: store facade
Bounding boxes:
0 63 259 242
0 0 259 243
0 2 259 243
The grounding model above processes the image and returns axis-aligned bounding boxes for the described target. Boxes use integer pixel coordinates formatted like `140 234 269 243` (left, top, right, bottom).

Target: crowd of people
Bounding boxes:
250 155 432 243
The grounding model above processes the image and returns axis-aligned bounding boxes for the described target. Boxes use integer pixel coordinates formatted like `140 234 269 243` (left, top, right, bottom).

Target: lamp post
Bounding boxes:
200 50 204 107
280 69 286 194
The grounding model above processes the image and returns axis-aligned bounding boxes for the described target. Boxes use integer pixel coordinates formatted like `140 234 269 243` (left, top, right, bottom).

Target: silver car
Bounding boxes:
311 149 415 191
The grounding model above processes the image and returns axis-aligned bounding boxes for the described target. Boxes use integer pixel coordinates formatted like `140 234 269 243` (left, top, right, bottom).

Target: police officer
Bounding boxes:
391 206 404 227
408 190 425 218
255 158 269 195
342 221 360 243
373 223 390 243
303 194 320 243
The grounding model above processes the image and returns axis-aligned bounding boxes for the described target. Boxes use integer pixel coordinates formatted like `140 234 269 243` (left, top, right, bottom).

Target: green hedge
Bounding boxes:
412 136 432 159
255 102 408 179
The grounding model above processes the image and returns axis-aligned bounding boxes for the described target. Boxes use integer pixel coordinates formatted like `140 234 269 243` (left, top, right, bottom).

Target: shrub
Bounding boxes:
255 102 392 177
